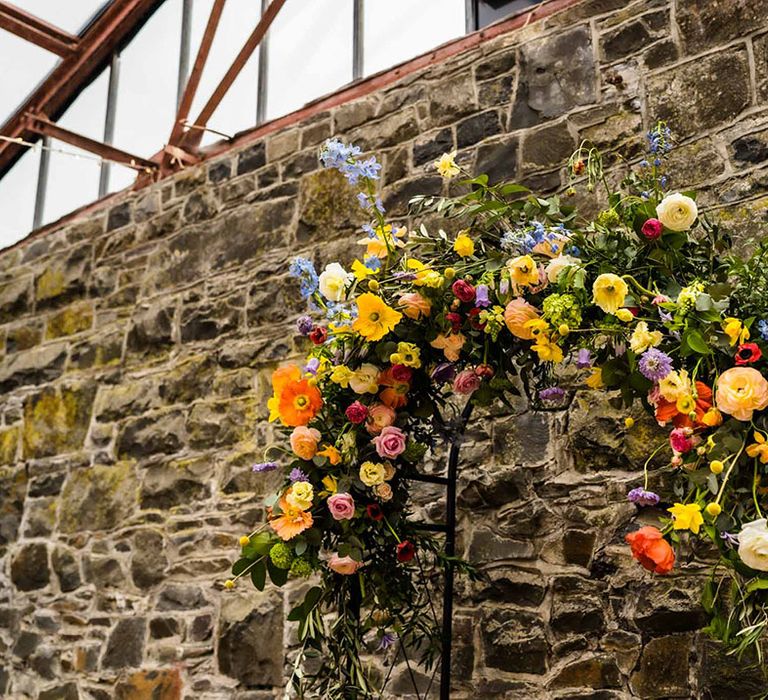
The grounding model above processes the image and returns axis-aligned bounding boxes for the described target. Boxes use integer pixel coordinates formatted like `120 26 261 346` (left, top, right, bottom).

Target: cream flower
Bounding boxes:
359 461 386 487
738 519 768 572
285 481 314 511
349 363 380 394
715 367 768 421
545 255 580 283
435 151 460 179
592 273 628 314
656 193 698 232
658 369 691 402
318 262 353 302
630 321 663 353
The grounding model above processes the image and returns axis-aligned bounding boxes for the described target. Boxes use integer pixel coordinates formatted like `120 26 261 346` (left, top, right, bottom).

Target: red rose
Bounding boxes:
396 540 415 563
345 401 368 424
451 280 475 303
641 218 663 240
390 364 413 383
366 503 383 521
735 342 762 365
309 326 328 344
446 312 462 333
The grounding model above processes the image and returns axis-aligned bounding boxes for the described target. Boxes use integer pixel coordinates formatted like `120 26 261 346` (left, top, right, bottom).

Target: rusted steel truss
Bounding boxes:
0 2 79 57
0 0 164 180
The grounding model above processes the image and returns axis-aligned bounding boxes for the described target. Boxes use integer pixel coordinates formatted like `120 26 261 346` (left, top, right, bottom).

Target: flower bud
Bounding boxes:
705 502 722 518
709 460 724 474
239 535 250 546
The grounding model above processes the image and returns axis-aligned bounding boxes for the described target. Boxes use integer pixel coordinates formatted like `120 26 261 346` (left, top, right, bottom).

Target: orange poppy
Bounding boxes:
378 367 410 409
269 497 314 541
268 365 323 426
655 381 712 429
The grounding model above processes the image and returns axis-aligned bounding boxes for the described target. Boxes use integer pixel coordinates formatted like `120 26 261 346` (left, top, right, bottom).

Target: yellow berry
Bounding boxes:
444 267 456 280
705 502 722 518
239 535 250 546
709 460 724 475
224 579 235 590
368 279 380 292
558 324 570 336
624 417 635 429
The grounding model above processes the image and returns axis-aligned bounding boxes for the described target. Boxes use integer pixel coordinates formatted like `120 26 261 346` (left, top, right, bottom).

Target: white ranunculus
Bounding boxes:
738 519 768 572
318 262 352 301
545 254 580 283
656 192 698 232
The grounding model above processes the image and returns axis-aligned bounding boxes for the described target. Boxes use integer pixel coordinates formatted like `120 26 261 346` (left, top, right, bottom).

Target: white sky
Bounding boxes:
0 0 465 249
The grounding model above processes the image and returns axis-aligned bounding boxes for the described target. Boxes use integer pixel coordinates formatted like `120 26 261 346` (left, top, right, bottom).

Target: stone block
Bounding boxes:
475 47 516 81
676 0 768 53
521 120 575 171
180 294 243 342
6 321 42 353
35 246 90 307
131 529 167 589
52 547 81 592
549 654 622 690
0 467 26 550
208 158 232 183
428 74 476 127
492 411 551 465
476 135 519 185
102 618 146 669
629 634 691 698
126 303 174 353
457 110 503 149
182 189 219 223
467 526 535 562
107 201 132 230
186 398 253 449
0 426 18 465
11 543 49 591
157 584 207 610
237 142 267 175
413 128 453 167
22 383 96 459
756 32 768 104
114 668 182 700
482 608 548 674
382 175 443 217
0 277 31 322
45 302 93 339
117 411 185 459
140 458 211 509
0 342 66 392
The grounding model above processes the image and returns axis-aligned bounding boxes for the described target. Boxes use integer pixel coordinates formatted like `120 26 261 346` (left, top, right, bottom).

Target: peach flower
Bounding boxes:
289 426 321 460
269 497 313 541
504 298 540 339
398 293 432 320
366 403 396 435
715 367 768 421
328 554 362 575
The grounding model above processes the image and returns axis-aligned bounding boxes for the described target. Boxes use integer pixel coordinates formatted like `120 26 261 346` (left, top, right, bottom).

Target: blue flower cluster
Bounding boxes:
501 221 570 254
640 124 673 170
320 138 381 185
288 257 318 300
759 319 768 341
357 191 386 213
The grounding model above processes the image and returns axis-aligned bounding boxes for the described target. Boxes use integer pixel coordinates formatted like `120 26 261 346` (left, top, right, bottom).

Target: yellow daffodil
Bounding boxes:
507 255 540 287
630 321 663 353
390 342 421 368
585 367 604 389
722 317 749 346
407 258 443 288
330 365 354 388
351 258 375 280
435 151 460 179
317 445 342 465
320 474 338 496
592 273 628 314
352 293 403 341
668 502 704 534
747 432 768 464
531 334 564 363
453 232 474 257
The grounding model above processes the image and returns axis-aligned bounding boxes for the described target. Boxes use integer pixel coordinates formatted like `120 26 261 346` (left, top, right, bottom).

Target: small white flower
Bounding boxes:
656 192 698 232
545 254 580 283
738 519 768 572
435 151 460 179
318 262 352 301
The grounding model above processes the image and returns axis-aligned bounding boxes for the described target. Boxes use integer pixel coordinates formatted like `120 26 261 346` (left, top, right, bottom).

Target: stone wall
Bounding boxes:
2 0 768 697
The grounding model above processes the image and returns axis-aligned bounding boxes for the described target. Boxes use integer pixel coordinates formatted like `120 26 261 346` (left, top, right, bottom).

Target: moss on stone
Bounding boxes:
300 169 361 230
0 427 18 465
35 267 67 303
7 324 42 352
22 383 97 459
45 302 94 339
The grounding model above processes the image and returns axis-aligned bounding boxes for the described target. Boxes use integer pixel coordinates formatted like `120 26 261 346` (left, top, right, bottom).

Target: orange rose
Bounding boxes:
290 426 321 460
625 526 675 574
398 293 432 320
715 367 768 421
504 298 539 339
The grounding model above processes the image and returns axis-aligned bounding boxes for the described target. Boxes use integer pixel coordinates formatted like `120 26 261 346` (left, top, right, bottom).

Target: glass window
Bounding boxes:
11 0 111 34
188 0 260 146
0 147 40 248
42 69 109 225
364 0 465 77
475 0 540 30
0 31 58 124
266 0 353 121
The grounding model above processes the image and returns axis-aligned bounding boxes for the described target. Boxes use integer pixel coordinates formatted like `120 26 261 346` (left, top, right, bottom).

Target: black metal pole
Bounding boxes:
439 402 473 700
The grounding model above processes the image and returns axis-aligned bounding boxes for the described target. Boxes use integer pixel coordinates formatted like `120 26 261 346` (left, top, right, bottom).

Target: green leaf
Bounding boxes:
304 586 323 612
746 577 768 594
232 557 252 576
684 329 711 355
294 539 307 556
267 558 288 587
250 560 267 591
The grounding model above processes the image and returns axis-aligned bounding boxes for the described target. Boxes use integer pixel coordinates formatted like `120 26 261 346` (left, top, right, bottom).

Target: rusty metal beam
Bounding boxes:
0 2 79 56
26 113 157 172
182 0 286 151
0 0 165 180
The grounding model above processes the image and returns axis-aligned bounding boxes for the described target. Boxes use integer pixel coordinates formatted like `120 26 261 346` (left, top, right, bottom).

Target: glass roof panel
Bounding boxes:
11 0 111 34
0 146 40 248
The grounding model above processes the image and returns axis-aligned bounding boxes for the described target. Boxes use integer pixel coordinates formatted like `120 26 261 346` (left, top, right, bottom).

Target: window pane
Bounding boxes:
476 0 540 29
364 0 465 76
42 69 109 225
266 0 353 121
11 0 110 34
0 147 39 248
0 31 58 124
112 0 181 158
188 0 260 146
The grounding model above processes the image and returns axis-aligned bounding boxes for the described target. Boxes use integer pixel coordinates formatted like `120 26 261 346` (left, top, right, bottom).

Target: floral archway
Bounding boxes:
227 124 768 698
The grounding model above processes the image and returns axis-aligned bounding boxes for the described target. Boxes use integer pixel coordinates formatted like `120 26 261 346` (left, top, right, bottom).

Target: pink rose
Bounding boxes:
345 401 368 424
641 218 663 240
669 427 698 454
328 553 361 575
453 369 482 395
372 426 407 459
451 279 475 303
366 403 396 435
327 493 356 520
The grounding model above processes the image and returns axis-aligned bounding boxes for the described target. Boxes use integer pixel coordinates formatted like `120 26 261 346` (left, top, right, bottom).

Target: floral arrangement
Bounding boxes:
228 123 768 696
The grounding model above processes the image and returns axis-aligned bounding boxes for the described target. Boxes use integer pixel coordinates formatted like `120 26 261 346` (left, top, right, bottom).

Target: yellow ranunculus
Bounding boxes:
286 482 314 511
630 321 662 353
592 273 628 314
453 232 474 257
435 151 460 179
722 317 749 346
668 502 703 534
352 293 403 341
359 461 386 487
507 255 540 287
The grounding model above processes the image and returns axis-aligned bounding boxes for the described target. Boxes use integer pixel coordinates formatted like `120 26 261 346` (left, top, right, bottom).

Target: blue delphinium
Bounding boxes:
289 257 319 299
758 319 768 341
320 139 380 185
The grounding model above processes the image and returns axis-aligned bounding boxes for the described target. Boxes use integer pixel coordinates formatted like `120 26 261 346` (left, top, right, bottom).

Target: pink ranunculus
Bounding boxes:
390 364 413 383
345 401 368 424
372 426 407 459
453 369 482 395
641 218 664 240
366 403 396 435
669 427 697 454
328 554 362 575
451 279 475 303
327 493 356 520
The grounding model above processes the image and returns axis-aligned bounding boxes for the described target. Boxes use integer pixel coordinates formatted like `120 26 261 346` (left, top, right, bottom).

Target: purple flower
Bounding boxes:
252 462 278 473
499 279 510 296
638 348 673 382
475 284 490 308
576 348 592 369
289 468 309 483
627 487 660 507
721 531 739 548
377 632 397 651
613 340 626 357
431 362 456 383
658 307 673 323
296 315 314 335
539 387 566 402
303 357 320 375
